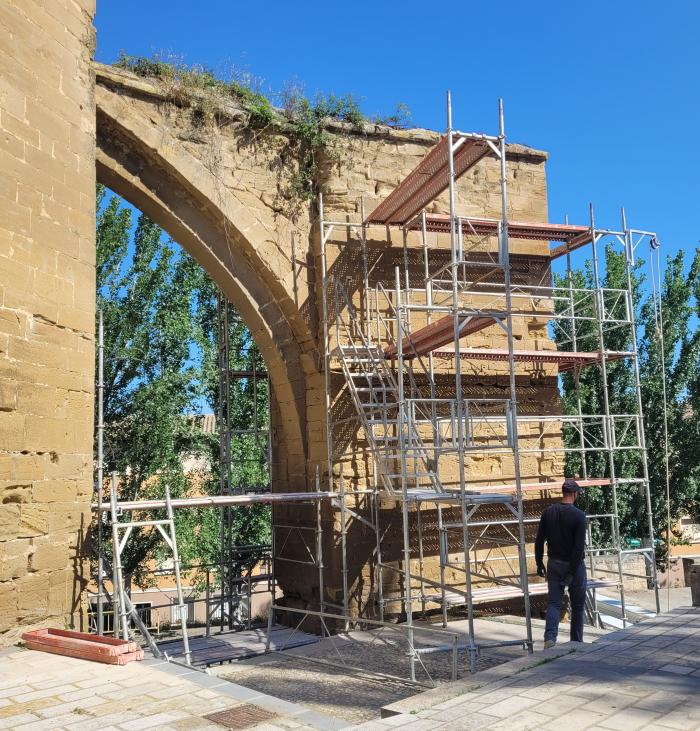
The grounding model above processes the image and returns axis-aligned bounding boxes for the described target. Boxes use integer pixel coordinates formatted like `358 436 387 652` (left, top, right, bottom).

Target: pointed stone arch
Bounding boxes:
95 68 319 490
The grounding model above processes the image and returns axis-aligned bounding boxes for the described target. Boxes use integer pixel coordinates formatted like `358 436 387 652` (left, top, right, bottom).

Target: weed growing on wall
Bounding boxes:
114 53 409 206
280 89 364 201
115 53 275 127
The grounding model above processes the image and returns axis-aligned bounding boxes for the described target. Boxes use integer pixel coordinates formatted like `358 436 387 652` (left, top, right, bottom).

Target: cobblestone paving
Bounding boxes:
0 647 346 730
354 606 700 730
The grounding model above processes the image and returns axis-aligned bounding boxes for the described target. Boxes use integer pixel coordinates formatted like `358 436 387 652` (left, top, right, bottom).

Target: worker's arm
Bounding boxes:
535 511 547 575
569 511 587 574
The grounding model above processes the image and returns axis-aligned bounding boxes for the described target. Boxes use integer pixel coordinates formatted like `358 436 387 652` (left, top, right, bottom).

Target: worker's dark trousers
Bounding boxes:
544 559 586 643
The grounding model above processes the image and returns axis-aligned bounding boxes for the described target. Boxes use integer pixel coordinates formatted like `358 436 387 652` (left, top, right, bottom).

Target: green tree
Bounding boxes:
174 278 271 607
554 244 643 544
554 243 700 558
96 184 206 590
638 250 700 548
95 185 272 612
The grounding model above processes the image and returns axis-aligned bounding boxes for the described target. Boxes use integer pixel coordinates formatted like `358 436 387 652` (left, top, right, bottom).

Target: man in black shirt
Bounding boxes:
535 479 587 648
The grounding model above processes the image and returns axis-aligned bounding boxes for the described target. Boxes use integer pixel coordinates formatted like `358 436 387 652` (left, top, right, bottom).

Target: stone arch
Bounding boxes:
95 69 318 490
0 0 561 638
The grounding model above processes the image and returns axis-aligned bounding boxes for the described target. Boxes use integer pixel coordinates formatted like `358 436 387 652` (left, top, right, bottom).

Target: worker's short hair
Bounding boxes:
562 479 582 494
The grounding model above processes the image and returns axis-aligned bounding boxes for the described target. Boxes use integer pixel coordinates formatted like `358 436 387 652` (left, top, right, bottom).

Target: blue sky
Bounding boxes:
95 0 700 269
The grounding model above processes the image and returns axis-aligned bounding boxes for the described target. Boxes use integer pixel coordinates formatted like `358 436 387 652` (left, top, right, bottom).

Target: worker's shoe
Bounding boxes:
544 639 556 649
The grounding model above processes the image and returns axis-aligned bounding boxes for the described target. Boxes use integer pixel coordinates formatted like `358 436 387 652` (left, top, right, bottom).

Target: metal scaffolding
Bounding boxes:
92 290 277 658
319 92 660 679
95 92 660 684
217 292 273 631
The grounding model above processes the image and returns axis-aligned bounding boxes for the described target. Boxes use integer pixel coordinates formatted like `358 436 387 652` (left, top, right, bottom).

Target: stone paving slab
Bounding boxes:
0 645 348 730
357 606 700 730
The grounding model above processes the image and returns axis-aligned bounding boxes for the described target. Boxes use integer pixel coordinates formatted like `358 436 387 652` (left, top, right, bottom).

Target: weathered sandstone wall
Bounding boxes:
0 0 96 642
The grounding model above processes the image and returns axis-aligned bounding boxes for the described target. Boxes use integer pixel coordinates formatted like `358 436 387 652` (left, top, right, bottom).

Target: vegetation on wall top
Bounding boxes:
113 53 411 203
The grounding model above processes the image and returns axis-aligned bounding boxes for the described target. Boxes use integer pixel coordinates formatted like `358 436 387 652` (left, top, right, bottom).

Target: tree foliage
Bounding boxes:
95 185 271 595
638 250 700 545
96 184 206 588
174 276 272 587
554 242 700 558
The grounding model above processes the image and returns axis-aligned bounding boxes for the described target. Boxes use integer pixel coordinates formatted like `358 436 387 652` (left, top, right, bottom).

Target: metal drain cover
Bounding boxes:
204 704 279 729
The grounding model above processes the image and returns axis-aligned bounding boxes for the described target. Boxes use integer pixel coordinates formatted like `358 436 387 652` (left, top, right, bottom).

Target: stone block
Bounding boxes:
48 501 89 534
16 570 49 617
0 537 32 580
9 335 67 373
26 98 71 147
1 482 31 504
0 582 18 632
31 479 81 503
46 580 71 618
0 77 26 119
0 380 17 412
11 452 48 481
0 108 37 147
30 535 70 572
0 127 25 161
25 144 67 185
17 503 49 537
0 504 21 543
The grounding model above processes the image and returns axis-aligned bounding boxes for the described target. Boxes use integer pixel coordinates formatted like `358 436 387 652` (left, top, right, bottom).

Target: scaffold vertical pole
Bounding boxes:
317 508 326 633
166 484 192 665
360 197 370 341
339 472 350 631
394 265 415 681
588 205 628 627
373 491 385 623
109 472 129 641
499 98 534 655
217 291 233 631
446 90 477 669
621 210 661 614
319 193 334 494
96 309 105 635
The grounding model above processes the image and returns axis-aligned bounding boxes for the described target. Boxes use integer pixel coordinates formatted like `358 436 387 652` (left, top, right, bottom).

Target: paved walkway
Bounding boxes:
212 615 608 724
626 586 692 614
0 647 347 730
1 607 698 729
357 606 700 730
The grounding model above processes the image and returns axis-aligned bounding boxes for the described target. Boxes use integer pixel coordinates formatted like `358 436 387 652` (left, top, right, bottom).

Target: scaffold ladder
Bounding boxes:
335 292 444 496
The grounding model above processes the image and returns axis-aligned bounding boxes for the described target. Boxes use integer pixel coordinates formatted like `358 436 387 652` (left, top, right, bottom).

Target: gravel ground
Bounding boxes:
217 653 417 724
214 621 528 724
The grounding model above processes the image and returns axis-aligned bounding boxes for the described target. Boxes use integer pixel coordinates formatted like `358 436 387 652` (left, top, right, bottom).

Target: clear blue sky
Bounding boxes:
94 0 700 266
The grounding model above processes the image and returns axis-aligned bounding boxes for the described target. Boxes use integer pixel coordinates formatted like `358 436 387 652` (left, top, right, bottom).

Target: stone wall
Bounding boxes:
0 24 561 640
0 0 96 642
589 554 648 593
315 133 560 615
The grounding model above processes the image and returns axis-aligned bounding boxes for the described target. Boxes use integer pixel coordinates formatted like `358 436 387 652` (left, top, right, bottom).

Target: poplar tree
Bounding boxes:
95 184 204 590
638 251 700 549
554 244 700 558
94 185 271 608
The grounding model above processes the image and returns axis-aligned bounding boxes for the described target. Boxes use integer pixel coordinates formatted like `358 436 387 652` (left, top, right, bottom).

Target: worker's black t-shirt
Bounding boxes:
534 503 587 574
